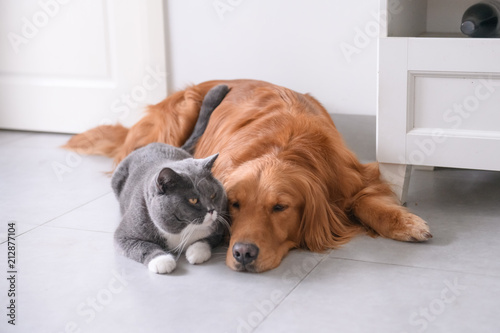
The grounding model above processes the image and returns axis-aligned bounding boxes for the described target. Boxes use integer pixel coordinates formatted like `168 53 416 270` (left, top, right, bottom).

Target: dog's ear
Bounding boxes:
297 174 360 252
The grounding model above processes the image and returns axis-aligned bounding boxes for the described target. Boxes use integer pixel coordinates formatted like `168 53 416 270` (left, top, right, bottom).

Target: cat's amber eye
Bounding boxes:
210 193 216 200
189 198 198 205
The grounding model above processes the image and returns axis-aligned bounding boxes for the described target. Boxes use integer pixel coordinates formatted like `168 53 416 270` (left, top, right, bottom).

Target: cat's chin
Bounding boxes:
159 214 216 253
203 210 218 225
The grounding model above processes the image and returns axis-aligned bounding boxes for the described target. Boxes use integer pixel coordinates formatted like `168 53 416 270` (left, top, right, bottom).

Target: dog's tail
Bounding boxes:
62 81 228 165
61 124 129 159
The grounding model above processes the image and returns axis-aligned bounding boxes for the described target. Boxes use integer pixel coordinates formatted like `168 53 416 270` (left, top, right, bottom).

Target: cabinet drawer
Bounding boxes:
410 72 500 133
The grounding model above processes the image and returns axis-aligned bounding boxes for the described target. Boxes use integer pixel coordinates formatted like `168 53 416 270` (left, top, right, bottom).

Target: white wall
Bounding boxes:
165 0 380 115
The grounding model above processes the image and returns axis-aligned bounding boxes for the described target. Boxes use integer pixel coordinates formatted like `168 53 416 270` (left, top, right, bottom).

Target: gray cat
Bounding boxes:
112 85 230 274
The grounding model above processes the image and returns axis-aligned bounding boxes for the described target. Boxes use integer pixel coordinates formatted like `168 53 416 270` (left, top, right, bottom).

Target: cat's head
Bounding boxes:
147 154 228 235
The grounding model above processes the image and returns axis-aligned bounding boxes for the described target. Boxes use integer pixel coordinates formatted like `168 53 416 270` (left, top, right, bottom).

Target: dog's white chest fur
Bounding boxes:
162 212 216 251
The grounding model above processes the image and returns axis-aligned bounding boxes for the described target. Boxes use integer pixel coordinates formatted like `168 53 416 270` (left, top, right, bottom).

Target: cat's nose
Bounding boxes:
208 209 214 215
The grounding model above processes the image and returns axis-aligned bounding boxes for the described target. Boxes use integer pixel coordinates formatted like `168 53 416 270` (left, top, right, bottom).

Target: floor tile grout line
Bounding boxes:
251 253 499 333
327 256 500 279
251 251 333 333
1 191 113 244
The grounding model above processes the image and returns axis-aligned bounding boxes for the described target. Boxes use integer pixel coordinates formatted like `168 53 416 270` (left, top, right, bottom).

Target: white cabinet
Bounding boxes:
377 0 500 202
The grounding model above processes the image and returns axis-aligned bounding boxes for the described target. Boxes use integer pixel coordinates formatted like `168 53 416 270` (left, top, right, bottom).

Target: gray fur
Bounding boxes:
112 85 229 271
181 84 230 154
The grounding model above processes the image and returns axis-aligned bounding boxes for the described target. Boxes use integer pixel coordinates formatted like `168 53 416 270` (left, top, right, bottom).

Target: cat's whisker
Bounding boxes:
172 227 189 255
216 215 232 235
196 177 206 189
173 220 199 257
169 215 204 255
173 233 188 254
211 245 229 259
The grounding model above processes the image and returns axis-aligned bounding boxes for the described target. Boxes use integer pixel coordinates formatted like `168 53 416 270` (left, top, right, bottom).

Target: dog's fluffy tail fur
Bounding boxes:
62 124 129 159
62 81 225 166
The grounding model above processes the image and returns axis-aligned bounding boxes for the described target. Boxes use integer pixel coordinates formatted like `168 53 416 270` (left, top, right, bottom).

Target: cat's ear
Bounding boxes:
201 153 219 171
156 168 182 193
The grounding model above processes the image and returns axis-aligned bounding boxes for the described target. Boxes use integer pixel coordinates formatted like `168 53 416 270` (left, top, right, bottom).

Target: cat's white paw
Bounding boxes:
186 242 211 264
148 254 176 274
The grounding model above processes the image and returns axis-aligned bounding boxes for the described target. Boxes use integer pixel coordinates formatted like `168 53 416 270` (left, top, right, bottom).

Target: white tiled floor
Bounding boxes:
1 115 499 333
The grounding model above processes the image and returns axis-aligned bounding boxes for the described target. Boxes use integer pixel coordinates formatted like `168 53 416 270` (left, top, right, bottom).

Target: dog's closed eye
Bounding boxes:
272 204 287 212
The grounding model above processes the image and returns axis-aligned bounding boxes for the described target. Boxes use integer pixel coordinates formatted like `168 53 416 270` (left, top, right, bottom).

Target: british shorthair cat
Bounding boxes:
112 85 230 274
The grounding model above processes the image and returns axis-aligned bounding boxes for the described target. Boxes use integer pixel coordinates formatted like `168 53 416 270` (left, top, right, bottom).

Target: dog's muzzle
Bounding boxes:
232 242 259 272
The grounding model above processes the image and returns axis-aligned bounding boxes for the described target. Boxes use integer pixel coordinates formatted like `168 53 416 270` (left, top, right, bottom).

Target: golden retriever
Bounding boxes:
65 79 432 272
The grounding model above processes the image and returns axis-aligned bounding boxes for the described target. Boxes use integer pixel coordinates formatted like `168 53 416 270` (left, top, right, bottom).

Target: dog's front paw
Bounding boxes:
186 242 211 264
148 254 176 274
392 213 432 242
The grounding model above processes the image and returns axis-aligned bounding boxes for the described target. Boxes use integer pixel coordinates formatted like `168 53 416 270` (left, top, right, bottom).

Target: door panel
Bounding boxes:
0 0 166 133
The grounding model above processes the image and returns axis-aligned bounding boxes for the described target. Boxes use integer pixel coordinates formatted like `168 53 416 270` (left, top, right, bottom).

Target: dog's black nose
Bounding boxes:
232 242 259 265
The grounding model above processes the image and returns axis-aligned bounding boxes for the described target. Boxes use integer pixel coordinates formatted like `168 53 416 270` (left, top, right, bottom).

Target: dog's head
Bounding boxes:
224 154 350 272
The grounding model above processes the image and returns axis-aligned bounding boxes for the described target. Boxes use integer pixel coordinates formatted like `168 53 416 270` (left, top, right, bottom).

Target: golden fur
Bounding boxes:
64 79 431 272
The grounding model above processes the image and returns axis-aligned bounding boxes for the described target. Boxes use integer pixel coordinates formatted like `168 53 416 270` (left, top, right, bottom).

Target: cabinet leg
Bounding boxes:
378 163 412 205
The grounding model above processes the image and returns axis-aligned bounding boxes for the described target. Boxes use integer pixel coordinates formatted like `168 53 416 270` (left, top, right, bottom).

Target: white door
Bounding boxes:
0 0 167 133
